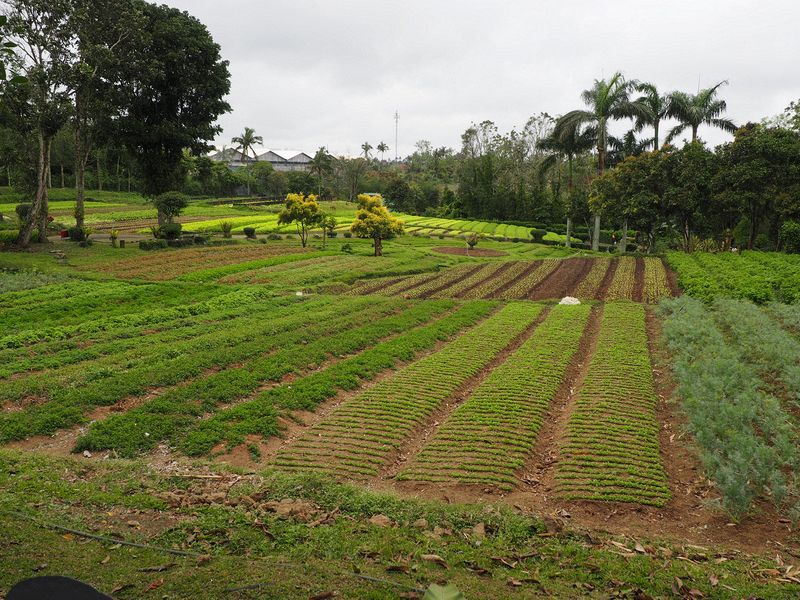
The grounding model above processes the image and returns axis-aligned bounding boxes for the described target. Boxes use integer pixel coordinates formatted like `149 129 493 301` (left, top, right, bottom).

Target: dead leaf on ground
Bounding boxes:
144 578 164 592
309 592 336 600
420 553 448 569
100 555 110 564
110 583 133 594
138 563 175 573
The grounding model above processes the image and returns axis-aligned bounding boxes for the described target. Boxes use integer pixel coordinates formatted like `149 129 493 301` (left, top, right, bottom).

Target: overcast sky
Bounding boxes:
165 0 799 158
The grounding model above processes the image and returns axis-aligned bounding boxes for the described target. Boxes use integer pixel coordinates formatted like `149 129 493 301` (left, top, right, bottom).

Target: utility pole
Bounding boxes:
394 110 399 162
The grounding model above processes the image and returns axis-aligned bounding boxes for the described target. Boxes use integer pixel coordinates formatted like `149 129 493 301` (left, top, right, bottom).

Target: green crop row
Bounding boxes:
496 259 560 300
0 286 276 349
573 258 611 299
460 261 530 299
555 302 670 507
179 300 497 455
273 302 542 479
659 296 800 519
603 256 636 301
0 296 384 443
399 303 591 489
641 257 671 304
429 262 506 298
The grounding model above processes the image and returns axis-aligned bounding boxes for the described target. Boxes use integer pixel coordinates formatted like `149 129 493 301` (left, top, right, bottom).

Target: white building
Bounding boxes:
209 148 312 172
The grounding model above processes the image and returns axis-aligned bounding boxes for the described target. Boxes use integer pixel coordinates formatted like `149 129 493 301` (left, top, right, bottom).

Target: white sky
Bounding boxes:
164 0 799 157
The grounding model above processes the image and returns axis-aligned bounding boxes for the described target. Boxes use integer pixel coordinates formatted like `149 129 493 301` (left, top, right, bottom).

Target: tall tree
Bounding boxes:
361 141 372 160
539 122 594 246
350 193 403 256
309 146 332 197
634 82 669 149
553 72 647 249
376 141 389 163
119 1 230 223
336 156 368 202
70 0 141 229
667 81 736 143
231 126 261 160
6 0 74 247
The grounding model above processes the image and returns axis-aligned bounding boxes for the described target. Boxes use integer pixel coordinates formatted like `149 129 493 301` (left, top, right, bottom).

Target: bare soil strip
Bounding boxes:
530 258 594 300
632 257 646 302
379 306 553 479
596 257 619 300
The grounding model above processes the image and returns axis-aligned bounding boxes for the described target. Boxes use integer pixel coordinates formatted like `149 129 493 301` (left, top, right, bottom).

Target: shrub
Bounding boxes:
328 231 337 238
530 228 546 242
341 243 353 254
243 227 257 239
267 233 281 240
511 237 519 243
193 235 208 245
343 232 352 238
109 229 120 248
167 238 193 248
754 233 772 251
781 220 800 253
153 191 189 221
160 222 182 240
67 226 86 242
139 239 168 250
220 221 233 238
15 203 32 224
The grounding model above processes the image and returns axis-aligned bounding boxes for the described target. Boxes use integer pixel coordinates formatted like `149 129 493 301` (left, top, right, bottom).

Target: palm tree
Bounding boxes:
361 141 373 160
231 127 262 161
635 82 670 149
309 146 333 198
376 142 389 165
231 127 262 197
607 129 654 166
666 81 736 143
553 72 648 249
540 122 595 248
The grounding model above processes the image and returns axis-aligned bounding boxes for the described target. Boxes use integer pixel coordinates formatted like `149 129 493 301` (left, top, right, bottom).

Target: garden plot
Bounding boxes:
398 304 591 488
346 257 673 303
271 303 541 478
555 302 670 507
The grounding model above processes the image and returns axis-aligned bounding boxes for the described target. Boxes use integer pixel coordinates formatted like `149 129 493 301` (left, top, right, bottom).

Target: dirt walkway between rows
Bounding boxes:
529 258 594 300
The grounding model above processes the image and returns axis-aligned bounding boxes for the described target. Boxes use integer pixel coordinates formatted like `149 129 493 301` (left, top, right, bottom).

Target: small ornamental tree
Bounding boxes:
153 191 189 223
278 193 321 247
350 194 403 256
320 212 337 249
466 232 481 255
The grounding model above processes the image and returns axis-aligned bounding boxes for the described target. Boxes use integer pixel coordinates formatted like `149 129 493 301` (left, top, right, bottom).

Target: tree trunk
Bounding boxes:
683 219 691 252
17 133 50 247
60 164 65 188
653 122 659 150
127 170 131 193
691 126 698 142
116 156 121 192
75 125 90 230
565 217 572 249
620 219 628 254
374 236 382 256
96 152 103 191
592 214 601 252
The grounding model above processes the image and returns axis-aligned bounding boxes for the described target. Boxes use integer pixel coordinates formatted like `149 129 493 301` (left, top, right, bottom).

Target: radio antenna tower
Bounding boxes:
394 110 399 162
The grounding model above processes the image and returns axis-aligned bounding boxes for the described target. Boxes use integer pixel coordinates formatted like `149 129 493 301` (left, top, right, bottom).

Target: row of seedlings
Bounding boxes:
401 263 485 298
399 304 591 488
555 303 671 507
272 302 542 478
179 301 497 455
460 262 531 299
573 257 612 299
603 256 637 300
496 259 561 300
429 262 508 298
641 257 672 303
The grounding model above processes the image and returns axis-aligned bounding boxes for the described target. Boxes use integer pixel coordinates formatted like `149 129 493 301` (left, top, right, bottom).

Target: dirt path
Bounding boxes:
597 257 619 300
632 257 646 302
379 306 552 480
529 258 593 300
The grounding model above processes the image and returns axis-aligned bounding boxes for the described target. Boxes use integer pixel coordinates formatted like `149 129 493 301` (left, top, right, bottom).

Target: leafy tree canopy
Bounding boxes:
350 193 403 256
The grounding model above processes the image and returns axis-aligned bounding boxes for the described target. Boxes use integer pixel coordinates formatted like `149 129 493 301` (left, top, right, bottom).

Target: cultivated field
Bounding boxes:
2 214 800 597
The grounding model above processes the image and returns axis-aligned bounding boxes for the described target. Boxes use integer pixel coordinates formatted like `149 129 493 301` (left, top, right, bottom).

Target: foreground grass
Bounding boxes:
0 450 797 599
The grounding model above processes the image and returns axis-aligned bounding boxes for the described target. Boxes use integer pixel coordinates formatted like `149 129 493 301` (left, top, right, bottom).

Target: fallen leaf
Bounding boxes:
144 578 164 592
309 592 335 600
413 518 428 529
709 574 719 587
110 584 133 594
368 514 393 528
101 555 110 565
421 553 448 569
507 578 522 587
472 522 486 540
138 563 175 573
491 556 517 569
634 542 647 554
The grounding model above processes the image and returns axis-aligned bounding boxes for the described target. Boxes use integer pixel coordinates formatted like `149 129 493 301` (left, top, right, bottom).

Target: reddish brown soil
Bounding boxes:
632 257 646 302
529 258 594 300
492 261 542 298
665 259 681 297
597 257 619 301
431 246 508 257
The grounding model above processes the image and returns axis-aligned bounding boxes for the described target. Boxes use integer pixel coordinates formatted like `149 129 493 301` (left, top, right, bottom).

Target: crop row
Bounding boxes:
429 262 507 298
399 304 591 488
1 295 387 443
603 256 637 301
460 262 529 299
179 301 497 455
0 295 337 405
495 260 560 299
398 264 483 298
78 299 463 456
0 285 278 349
273 302 541 478
641 257 671 303
659 297 799 518
90 244 312 281
555 303 670 507
220 255 364 285
573 258 612 299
